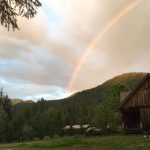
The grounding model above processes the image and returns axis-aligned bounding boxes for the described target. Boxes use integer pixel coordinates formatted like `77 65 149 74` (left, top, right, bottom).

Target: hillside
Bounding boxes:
14 72 146 109
2 72 147 142
11 99 23 105
38 72 146 125
51 72 146 104
1 135 150 150
13 72 146 107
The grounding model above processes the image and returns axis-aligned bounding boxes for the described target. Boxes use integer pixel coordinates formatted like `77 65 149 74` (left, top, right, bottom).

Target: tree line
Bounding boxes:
0 73 145 142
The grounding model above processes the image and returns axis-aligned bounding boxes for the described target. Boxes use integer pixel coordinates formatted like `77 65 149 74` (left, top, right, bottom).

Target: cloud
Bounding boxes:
66 0 150 91
0 47 70 86
0 0 150 99
0 76 70 100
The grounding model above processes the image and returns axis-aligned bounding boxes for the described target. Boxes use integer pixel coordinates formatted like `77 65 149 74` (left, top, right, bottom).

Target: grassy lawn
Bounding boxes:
0 135 150 150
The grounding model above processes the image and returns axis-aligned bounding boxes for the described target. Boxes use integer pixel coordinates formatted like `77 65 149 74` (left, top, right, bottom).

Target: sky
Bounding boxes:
0 0 150 100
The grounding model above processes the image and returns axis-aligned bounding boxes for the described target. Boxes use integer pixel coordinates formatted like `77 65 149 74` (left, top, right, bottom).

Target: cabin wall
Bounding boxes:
124 77 150 109
140 108 150 131
121 75 150 132
123 113 140 129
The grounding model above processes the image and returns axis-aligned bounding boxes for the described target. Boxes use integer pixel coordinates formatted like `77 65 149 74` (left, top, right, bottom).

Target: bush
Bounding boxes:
33 137 40 141
43 136 50 140
53 135 60 139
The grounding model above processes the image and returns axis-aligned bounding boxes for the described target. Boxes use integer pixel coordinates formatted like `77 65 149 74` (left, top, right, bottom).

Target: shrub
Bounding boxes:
43 136 50 140
33 137 40 141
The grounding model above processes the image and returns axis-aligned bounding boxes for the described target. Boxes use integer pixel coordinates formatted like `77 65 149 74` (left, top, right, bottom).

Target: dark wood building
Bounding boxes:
120 73 150 133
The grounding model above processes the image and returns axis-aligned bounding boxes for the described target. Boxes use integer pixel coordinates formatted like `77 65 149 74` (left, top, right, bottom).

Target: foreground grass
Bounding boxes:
0 135 150 150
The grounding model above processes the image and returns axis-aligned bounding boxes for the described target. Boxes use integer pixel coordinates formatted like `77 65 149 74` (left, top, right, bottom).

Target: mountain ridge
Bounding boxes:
12 72 147 106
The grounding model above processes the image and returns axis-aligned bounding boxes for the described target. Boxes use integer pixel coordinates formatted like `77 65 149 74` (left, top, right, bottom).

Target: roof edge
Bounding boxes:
120 73 150 109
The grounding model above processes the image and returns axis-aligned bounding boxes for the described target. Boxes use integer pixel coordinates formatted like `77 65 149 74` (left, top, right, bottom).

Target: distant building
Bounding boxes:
63 124 101 135
120 73 150 133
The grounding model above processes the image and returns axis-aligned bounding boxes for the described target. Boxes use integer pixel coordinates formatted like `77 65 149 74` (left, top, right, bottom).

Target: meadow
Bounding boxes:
0 135 150 150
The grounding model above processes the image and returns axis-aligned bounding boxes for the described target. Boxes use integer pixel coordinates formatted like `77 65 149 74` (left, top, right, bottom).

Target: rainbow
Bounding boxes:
67 0 142 92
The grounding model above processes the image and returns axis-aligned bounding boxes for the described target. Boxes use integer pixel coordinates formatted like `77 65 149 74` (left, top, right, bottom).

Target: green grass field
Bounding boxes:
0 135 150 150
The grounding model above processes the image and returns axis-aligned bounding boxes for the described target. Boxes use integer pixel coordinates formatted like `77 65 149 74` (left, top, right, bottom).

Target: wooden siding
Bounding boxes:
123 77 150 109
140 108 150 131
120 74 150 132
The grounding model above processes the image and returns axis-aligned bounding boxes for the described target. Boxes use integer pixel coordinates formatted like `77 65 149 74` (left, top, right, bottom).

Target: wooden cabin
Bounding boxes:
120 73 150 133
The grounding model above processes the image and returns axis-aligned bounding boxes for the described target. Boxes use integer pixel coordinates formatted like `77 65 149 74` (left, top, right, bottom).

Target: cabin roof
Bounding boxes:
120 73 150 109
120 91 131 102
64 124 90 130
72 125 81 129
64 125 71 130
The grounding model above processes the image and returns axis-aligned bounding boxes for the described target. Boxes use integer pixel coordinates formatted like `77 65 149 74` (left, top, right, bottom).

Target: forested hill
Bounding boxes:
13 72 146 108
1 72 147 142
48 72 146 104
43 72 146 123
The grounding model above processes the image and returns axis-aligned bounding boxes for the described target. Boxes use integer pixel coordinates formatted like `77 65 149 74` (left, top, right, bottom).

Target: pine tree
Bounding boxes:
0 0 41 30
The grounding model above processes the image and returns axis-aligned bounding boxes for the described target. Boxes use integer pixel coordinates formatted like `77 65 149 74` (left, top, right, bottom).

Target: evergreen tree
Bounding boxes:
23 124 34 140
93 83 128 134
0 0 41 30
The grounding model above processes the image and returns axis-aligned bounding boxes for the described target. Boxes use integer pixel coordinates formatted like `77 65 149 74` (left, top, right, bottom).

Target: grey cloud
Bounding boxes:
0 48 70 87
0 76 70 100
0 0 150 99
71 0 150 91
